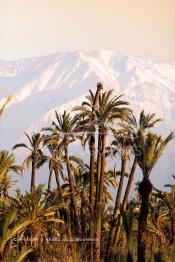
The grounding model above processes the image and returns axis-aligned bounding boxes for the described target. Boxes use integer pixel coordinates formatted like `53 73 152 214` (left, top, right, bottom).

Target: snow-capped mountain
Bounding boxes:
0 50 175 189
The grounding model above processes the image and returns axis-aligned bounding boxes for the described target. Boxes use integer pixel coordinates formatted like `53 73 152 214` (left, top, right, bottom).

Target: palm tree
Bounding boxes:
113 111 162 250
13 133 44 192
74 83 103 209
41 125 81 258
73 82 103 261
12 185 63 245
0 151 21 197
0 185 64 259
42 123 85 257
106 129 132 257
0 151 21 184
96 91 129 205
134 131 174 262
37 133 65 195
94 90 130 262
0 209 31 259
51 110 81 234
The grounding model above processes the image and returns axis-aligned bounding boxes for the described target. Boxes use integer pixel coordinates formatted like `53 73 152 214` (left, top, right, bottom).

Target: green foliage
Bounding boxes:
134 132 174 177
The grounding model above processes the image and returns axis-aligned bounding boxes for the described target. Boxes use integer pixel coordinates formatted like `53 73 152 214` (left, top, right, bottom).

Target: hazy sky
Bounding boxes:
0 0 174 60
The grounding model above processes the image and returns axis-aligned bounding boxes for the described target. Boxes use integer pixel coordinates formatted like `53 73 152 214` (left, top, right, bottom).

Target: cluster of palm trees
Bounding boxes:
0 83 175 261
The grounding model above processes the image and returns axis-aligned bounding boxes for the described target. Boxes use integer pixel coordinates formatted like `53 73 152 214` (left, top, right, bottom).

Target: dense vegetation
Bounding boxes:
0 83 175 262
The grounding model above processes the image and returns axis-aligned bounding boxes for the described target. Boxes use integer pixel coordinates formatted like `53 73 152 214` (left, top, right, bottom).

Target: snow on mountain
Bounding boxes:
0 50 175 189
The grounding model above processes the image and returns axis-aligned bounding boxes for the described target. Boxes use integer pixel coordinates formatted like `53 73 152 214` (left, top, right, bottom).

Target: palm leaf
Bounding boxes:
16 247 33 262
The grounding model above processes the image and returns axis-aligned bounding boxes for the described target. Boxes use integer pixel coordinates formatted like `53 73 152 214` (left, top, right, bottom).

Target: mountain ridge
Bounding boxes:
0 50 175 190
1 50 175 148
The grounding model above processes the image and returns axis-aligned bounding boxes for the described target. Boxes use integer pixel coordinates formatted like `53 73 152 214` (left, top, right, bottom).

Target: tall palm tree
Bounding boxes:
106 129 132 257
13 133 44 192
96 90 129 209
134 131 174 262
94 90 130 262
51 110 81 234
113 111 162 250
73 82 103 261
74 83 103 209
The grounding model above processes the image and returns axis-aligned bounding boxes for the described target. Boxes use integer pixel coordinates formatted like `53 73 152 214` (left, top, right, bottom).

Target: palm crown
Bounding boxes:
134 131 174 177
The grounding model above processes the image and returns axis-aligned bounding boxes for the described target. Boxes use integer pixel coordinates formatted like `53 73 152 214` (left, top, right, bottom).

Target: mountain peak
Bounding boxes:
0 50 175 149
0 50 175 190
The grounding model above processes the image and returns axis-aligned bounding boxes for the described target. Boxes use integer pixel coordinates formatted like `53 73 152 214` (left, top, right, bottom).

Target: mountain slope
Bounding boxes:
0 50 175 189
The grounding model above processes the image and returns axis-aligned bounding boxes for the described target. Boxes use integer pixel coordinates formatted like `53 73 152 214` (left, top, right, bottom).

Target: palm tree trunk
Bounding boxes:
137 177 152 262
114 157 137 247
62 207 77 261
89 134 95 209
95 131 102 209
89 84 102 262
97 132 106 205
93 84 103 204
48 165 53 192
127 251 134 262
93 129 102 262
89 133 95 262
56 176 75 259
94 132 106 262
47 158 76 259
106 156 127 259
54 168 63 198
170 208 175 244
94 215 101 262
64 143 81 234
31 155 36 192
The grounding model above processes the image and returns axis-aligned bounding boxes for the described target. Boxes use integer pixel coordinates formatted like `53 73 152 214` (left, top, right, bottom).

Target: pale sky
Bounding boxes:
0 0 174 61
